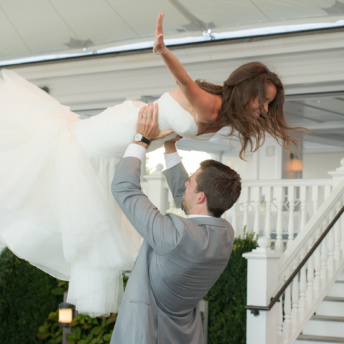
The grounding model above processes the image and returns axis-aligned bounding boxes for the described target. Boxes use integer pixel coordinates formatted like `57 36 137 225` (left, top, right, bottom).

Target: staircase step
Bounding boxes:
324 296 344 302
312 315 344 322
302 317 344 337
316 297 344 317
337 270 344 280
328 282 344 297
297 334 344 343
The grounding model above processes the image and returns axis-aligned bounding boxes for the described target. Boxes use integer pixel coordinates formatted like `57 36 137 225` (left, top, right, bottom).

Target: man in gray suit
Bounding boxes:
111 103 241 344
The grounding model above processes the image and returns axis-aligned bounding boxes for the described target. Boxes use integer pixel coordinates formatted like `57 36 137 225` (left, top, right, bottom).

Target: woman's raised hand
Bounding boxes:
153 13 165 55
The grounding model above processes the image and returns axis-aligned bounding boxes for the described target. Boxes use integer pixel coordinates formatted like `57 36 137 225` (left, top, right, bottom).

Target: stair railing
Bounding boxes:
246 204 344 314
244 179 344 344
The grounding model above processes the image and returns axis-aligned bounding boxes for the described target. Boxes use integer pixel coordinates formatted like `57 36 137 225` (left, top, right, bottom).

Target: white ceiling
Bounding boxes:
1 0 344 64
1 0 344 155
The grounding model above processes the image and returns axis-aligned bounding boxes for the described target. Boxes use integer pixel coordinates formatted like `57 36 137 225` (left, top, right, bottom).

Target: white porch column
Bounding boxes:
143 164 167 212
244 247 282 344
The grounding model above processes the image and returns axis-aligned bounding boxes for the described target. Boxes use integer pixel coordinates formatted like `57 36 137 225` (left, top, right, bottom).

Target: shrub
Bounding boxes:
205 231 258 344
37 275 128 344
0 248 63 344
37 233 256 344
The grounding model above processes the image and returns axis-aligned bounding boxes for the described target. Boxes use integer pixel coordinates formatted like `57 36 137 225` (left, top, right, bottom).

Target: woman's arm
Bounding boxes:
153 13 219 125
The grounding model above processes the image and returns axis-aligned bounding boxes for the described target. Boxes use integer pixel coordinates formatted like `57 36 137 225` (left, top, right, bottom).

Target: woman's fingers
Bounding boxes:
154 13 165 52
156 13 164 35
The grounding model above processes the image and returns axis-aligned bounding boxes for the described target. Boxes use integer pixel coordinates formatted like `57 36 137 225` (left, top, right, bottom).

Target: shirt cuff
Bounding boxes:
164 152 181 170
123 143 146 161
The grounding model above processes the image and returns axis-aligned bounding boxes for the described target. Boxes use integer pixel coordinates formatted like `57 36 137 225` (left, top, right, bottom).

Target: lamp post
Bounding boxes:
58 302 75 344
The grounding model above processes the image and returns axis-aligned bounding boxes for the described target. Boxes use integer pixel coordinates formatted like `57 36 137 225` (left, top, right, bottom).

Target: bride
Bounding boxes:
0 13 301 317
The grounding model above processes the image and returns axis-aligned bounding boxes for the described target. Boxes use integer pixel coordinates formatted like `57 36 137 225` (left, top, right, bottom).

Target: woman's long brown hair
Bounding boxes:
196 62 306 159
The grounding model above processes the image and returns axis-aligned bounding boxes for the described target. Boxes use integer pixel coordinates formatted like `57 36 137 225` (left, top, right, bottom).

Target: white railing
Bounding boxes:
244 159 344 344
224 179 333 252
142 158 344 344
278 188 344 343
143 169 334 253
245 182 344 344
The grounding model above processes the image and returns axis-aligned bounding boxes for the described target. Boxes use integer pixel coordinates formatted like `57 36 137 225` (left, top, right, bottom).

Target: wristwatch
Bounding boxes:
134 133 151 146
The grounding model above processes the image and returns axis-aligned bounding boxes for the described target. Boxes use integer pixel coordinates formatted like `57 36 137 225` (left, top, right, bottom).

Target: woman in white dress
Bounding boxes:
0 14 301 317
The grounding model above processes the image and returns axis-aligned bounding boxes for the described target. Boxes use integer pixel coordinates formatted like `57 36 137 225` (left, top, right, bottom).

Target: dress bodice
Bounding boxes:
73 93 216 157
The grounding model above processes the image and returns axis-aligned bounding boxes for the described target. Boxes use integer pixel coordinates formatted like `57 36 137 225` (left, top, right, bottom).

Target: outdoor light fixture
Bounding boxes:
288 153 303 172
58 302 75 327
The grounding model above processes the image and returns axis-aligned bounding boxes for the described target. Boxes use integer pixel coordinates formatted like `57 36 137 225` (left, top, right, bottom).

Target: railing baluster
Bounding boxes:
264 186 272 244
334 204 342 263
306 249 314 309
291 272 299 330
299 185 307 232
283 283 292 342
275 186 284 253
324 184 332 200
321 228 328 283
299 264 307 320
314 240 322 298
312 185 319 216
277 298 284 343
328 212 335 276
242 186 249 231
287 186 295 247
231 203 238 236
253 186 261 238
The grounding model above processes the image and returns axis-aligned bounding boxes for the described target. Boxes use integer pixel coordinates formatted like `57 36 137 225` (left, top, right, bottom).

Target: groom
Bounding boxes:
110 103 241 344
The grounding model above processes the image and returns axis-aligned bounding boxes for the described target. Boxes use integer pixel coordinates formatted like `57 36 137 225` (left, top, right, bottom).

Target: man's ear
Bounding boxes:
196 191 206 204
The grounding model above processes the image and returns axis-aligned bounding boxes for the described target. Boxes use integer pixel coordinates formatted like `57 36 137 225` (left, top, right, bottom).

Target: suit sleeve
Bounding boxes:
112 157 186 255
163 162 189 208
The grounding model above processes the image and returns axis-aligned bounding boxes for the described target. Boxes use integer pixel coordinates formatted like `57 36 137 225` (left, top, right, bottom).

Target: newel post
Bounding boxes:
328 158 344 186
244 243 282 344
143 164 167 212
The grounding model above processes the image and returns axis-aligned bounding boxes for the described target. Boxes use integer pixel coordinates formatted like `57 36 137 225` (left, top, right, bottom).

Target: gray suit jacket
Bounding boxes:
110 157 234 344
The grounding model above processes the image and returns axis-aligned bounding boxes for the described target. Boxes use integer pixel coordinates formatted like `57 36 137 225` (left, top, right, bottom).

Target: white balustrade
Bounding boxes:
244 159 344 344
144 165 335 255
142 160 344 344
225 179 333 252
273 185 344 344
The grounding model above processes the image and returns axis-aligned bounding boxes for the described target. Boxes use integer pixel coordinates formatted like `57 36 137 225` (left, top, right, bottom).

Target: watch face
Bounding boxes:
134 133 143 141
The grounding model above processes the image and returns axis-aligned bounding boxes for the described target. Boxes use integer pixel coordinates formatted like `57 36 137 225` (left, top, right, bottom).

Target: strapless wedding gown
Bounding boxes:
0 69 215 317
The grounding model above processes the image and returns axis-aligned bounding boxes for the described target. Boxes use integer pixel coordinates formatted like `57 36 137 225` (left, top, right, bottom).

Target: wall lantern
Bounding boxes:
58 302 75 327
288 153 303 172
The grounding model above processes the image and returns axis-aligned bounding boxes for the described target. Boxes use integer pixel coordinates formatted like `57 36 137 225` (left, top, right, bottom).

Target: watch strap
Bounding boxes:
135 133 151 146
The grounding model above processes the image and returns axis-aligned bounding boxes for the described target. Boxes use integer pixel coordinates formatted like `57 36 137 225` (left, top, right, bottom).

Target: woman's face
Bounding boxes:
249 82 277 119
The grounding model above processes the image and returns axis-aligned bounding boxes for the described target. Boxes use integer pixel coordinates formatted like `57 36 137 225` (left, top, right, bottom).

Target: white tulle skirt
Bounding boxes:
0 69 142 317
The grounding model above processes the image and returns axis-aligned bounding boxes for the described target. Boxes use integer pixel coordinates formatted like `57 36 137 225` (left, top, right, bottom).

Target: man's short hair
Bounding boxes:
196 160 241 218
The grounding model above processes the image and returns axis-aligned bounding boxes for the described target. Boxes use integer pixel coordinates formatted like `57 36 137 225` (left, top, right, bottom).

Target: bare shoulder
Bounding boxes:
168 88 195 113
168 89 224 135
169 89 222 118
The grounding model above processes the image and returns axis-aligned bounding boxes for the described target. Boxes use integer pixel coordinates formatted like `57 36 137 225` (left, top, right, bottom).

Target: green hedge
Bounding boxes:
0 232 256 344
37 277 129 344
205 232 257 344
0 248 63 344
37 234 256 344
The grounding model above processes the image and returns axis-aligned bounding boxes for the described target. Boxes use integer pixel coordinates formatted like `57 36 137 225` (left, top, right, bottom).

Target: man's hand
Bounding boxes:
164 135 183 154
135 103 174 148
